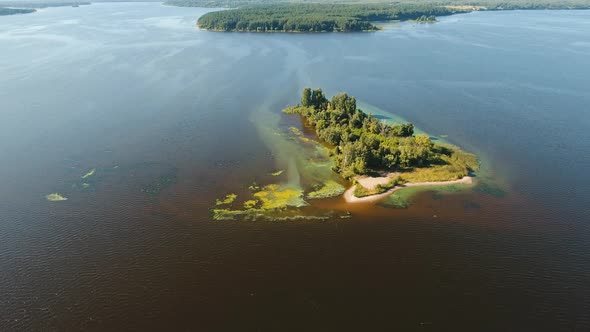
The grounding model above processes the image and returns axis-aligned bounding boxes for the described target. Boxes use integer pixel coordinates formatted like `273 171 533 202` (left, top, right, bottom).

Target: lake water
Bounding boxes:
1 3 590 330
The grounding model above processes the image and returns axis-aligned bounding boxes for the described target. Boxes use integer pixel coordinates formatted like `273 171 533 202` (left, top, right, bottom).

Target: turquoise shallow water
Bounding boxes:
0 4 589 330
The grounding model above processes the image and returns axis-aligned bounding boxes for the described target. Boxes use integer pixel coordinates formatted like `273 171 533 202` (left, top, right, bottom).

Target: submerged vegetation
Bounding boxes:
284 88 478 181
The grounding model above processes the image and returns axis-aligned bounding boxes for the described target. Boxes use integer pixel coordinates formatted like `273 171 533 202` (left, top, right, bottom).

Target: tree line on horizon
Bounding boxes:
196 3 455 32
167 0 590 10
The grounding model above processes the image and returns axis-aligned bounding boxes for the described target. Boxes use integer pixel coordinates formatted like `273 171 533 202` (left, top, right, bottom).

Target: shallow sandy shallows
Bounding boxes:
343 176 473 204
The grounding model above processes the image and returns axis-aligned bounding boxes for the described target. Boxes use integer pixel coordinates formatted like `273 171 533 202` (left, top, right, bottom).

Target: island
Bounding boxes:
284 88 478 202
211 88 479 220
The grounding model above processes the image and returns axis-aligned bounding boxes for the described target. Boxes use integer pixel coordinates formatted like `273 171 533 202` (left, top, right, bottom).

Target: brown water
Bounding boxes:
1 3 590 331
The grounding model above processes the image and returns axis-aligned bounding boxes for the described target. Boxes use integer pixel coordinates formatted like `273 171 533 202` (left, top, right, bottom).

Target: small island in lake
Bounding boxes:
284 88 478 203
212 88 478 220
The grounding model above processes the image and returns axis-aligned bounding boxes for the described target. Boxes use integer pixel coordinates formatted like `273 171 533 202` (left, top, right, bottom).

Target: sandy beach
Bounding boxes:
343 176 473 204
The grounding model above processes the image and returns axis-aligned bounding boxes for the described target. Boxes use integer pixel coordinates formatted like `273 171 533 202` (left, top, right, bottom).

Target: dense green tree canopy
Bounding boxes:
196 3 457 32
283 88 480 179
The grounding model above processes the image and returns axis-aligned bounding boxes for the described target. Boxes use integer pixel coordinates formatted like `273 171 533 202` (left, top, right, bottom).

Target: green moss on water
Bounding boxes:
46 193 67 202
243 199 258 209
253 184 306 210
216 193 238 206
81 168 96 179
271 170 284 176
212 183 309 220
289 126 303 136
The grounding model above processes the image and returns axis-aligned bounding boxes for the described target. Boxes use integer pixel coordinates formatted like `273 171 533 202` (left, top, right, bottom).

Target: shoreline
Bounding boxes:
343 176 473 204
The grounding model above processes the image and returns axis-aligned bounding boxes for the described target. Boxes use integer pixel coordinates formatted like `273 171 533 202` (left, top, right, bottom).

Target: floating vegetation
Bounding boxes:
288 126 314 144
211 184 307 221
289 126 303 136
307 180 345 199
81 168 96 179
81 183 90 189
271 170 284 176
243 199 258 209
248 183 260 191
211 208 250 221
211 207 333 222
46 193 67 202
216 193 238 206
254 184 306 210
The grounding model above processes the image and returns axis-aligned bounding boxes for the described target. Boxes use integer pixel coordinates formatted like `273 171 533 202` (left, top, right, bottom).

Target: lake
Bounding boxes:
1 3 589 330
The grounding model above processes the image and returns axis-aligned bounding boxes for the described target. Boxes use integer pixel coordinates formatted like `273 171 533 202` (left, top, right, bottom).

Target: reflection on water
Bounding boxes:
1 3 590 330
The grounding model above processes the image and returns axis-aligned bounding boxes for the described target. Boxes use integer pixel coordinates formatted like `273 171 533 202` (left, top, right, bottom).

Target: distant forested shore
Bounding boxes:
167 0 590 10
0 7 36 15
163 0 590 32
0 1 90 9
197 3 457 32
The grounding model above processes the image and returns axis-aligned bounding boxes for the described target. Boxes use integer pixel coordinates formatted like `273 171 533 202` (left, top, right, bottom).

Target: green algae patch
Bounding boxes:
243 199 258 209
307 180 345 199
46 193 68 202
253 184 306 210
81 168 96 179
216 193 238 206
211 184 307 221
271 170 284 176
289 127 303 136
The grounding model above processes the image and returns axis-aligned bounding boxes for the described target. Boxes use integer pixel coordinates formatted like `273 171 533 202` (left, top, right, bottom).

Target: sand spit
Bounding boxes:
343 176 473 203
